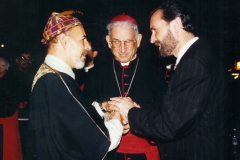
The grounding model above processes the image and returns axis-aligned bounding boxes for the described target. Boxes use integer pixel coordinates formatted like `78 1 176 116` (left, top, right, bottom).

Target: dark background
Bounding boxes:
0 0 239 67
0 0 240 128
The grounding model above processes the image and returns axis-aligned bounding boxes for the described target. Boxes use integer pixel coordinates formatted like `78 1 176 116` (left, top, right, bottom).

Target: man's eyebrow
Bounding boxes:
109 38 120 41
150 27 155 31
80 35 87 40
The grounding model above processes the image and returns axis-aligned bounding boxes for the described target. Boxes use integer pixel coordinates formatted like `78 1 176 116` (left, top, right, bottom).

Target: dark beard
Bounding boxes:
155 29 178 57
22 63 31 70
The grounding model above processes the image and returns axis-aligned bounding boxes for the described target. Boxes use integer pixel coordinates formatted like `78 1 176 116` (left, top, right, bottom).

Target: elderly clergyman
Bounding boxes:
26 12 123 160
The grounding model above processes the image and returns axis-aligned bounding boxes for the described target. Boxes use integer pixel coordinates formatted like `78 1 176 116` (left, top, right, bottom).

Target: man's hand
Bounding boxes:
85 48 98 67
102 101 120 112
108 111 130 134
108 97 140 122
122 123 130 134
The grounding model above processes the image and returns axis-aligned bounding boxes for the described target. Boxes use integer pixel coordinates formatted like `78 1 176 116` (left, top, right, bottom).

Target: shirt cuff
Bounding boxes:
105 119 123 151
84 64 94 72
91 101 105 117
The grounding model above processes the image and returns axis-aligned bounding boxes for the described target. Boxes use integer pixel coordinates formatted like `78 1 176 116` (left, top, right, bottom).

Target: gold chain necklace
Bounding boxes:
113 58 139 97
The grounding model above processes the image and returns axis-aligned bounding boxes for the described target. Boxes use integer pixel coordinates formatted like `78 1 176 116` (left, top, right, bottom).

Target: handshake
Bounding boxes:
102 97 140 134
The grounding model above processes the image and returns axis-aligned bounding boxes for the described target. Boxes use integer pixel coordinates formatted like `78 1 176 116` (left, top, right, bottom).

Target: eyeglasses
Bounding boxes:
19 56 33 61
110 40 136 48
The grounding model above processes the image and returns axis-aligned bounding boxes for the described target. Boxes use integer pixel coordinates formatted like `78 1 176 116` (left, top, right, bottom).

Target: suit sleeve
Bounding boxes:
128 58 214 141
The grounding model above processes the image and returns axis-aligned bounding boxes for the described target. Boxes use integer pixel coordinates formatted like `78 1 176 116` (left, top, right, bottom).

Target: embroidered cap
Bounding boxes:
41 12 82 44
110 14 137 25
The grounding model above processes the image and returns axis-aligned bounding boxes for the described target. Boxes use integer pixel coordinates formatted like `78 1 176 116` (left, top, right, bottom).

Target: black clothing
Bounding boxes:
83 57 167 160
14 69 35 160
128 40 230 160
0 71 19 117
27 64 110 160
74 68 87 87
15 70 34 118
84 58 167 108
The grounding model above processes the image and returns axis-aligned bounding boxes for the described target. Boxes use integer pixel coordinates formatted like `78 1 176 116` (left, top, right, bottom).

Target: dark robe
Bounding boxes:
83 57 167 160
26 63 111 160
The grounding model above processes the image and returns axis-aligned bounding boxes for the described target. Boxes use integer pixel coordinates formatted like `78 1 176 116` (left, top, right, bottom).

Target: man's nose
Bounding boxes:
150 34 156 43
119 42 127 53
85 40 91 51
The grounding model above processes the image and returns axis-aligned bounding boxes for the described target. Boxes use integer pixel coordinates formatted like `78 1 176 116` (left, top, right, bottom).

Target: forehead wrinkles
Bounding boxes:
111 26 136 40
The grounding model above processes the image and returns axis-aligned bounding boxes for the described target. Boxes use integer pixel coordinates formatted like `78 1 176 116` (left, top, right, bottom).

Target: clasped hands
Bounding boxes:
102 97 140 134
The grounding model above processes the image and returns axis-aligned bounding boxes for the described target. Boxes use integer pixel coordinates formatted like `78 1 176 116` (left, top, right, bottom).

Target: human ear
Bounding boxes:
106 35 112 48
171 17 183 34
136 34 142 48
93 51 98 58
58 34 69 50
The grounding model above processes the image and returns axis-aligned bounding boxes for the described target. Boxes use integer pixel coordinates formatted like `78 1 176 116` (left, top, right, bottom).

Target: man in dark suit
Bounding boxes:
108 1 230 160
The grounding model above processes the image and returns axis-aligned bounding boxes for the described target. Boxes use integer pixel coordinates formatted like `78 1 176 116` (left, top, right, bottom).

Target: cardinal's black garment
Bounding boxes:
83 58 167 109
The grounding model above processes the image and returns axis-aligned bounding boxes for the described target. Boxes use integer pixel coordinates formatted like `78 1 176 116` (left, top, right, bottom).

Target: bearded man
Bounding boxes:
26 12 123 160
109 1 230 160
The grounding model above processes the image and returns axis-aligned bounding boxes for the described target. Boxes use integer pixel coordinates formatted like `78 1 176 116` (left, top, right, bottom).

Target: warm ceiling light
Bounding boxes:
234 61 240 71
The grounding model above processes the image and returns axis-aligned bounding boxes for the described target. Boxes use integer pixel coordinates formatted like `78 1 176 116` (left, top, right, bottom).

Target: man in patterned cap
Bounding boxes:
83 14 167 160
26 12 123 160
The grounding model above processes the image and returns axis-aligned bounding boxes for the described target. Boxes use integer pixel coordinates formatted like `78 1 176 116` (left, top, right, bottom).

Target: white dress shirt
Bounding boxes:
175 37 199 67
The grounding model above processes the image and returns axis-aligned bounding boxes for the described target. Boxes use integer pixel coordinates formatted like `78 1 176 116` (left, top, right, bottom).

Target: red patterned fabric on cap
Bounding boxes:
110 14 137 25
41 12 82 44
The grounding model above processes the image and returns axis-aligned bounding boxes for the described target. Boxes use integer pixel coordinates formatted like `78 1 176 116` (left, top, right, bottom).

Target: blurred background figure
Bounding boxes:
14 46 35 160
74 40 98 90
0 55 23 160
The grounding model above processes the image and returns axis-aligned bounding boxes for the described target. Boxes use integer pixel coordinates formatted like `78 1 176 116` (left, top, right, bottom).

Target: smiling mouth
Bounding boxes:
119 54 128 57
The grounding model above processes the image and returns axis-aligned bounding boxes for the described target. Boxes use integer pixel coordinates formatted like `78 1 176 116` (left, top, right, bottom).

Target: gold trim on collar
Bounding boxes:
31 63 56 91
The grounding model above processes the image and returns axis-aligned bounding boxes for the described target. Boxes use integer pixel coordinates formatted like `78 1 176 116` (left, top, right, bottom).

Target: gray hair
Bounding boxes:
106 21 139 39
0 57 10 70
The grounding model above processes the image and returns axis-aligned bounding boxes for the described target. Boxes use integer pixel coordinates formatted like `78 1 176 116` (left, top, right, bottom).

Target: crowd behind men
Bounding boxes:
0 47 36 160
0 0 232 160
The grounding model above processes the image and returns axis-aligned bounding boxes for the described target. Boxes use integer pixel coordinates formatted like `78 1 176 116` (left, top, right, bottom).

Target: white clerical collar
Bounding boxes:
45 54 75 79
176 37 199 65
120 54 137 66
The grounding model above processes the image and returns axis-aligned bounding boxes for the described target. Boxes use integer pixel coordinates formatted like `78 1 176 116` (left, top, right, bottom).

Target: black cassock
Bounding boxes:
83 57 167 108
83 57 167 160
26 63 110 160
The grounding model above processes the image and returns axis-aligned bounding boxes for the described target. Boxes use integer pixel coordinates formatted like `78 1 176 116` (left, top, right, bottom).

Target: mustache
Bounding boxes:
23 62 31 65
82 50 88 57
154 41 161 49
